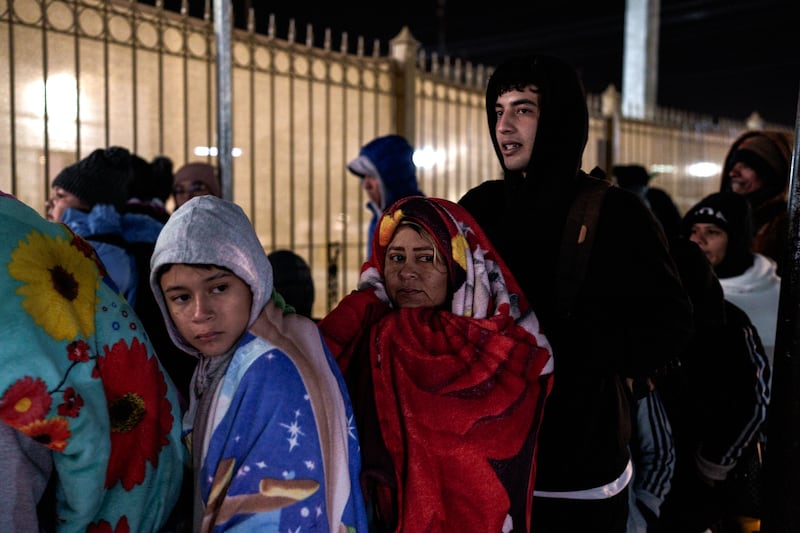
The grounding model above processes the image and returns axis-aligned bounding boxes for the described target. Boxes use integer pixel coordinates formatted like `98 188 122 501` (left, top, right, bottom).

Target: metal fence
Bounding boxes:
0 0 786 317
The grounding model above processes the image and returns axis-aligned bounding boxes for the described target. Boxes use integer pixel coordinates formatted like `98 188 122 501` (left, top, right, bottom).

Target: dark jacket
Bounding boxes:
654 238 770 531
459 54 693 493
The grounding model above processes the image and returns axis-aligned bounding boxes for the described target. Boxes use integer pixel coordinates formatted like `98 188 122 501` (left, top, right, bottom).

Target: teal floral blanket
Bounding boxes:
0 193 186 532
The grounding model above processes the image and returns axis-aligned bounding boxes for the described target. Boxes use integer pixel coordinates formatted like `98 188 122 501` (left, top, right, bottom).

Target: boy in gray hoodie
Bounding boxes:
150 195 367 532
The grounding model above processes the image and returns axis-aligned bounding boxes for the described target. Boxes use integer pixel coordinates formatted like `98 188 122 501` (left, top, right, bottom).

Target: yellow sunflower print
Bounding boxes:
9 230 98 341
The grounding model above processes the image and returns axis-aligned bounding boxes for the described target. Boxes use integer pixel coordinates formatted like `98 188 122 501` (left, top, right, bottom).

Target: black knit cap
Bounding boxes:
682 191 754 278
612 165 651 188
127 153 155 201
151 156 174 202
52 146 132 209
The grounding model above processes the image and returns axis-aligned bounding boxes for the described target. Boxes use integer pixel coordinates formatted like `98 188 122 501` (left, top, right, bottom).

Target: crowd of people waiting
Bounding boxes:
0 50 793 533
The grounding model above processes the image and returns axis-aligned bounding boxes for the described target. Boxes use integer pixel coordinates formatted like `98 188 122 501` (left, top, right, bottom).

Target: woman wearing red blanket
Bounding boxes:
318 195 554 533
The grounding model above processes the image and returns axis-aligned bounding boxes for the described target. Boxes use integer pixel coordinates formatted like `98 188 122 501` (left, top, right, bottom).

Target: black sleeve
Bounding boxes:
696 303 770 467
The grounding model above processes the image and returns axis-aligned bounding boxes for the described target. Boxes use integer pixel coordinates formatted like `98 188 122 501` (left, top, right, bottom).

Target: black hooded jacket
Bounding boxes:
459 54 694 493
718 129 793 276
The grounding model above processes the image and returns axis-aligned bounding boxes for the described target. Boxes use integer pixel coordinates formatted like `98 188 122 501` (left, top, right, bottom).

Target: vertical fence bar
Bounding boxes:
7 0 18 195
246 6 255 223
353 41 364 260
72 1 81 159
338 31 349 298
213 0 232 198
287 20 296 248
305 24 314 266
323 28 335 311
40 0 50 193
156 1 165 154
130 3 139 153
267 17 277 247
102 1 110 146
179 1 189 163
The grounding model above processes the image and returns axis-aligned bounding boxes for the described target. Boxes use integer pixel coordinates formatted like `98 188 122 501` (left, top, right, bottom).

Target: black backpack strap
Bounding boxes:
556 174 611 317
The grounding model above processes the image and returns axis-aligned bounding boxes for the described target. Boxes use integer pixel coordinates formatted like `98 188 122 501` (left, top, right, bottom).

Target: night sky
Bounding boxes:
157 0 799 128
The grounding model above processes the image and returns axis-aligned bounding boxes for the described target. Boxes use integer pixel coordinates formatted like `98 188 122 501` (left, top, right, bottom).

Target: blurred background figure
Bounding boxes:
613 164 682 240
719 130 794 277
171 162 221 210
268 249 316 320
125 153 173 223
347 134 423 258
46 146 163 307
683 191 781 364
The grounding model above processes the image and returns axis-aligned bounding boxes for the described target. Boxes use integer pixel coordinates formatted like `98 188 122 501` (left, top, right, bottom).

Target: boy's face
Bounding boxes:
46 186 89 222
159 264 253 357
494 84 541 177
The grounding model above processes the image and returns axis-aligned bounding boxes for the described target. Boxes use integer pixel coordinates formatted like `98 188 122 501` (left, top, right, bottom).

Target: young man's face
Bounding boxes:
688 222 728 267
159 264 253 356
494 85 541 176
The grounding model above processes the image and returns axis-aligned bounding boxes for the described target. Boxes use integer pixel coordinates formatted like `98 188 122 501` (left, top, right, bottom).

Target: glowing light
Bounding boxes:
193 146 243 157
686 162 720 178
413 146 445 169
649 164 675 174
44 74 78 121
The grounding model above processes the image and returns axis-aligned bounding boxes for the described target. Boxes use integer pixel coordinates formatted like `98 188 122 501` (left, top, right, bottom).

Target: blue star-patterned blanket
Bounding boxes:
187 303 367 532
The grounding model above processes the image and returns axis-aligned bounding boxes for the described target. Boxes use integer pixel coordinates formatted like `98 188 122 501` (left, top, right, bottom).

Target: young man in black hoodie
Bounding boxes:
458 54 694 532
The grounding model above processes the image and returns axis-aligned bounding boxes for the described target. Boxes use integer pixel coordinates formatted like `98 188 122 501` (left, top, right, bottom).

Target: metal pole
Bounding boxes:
762 84 800 533
213 0 233 200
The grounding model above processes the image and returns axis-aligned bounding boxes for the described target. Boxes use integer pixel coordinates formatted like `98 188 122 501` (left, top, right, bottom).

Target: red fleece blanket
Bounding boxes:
373 306 552 532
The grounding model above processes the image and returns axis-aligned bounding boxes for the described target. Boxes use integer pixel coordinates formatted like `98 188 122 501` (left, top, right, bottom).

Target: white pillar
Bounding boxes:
622 0 660 119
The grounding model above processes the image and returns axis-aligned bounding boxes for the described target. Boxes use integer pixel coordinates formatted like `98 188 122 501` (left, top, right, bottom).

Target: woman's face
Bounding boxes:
688 222 728 267
384 226 448 308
